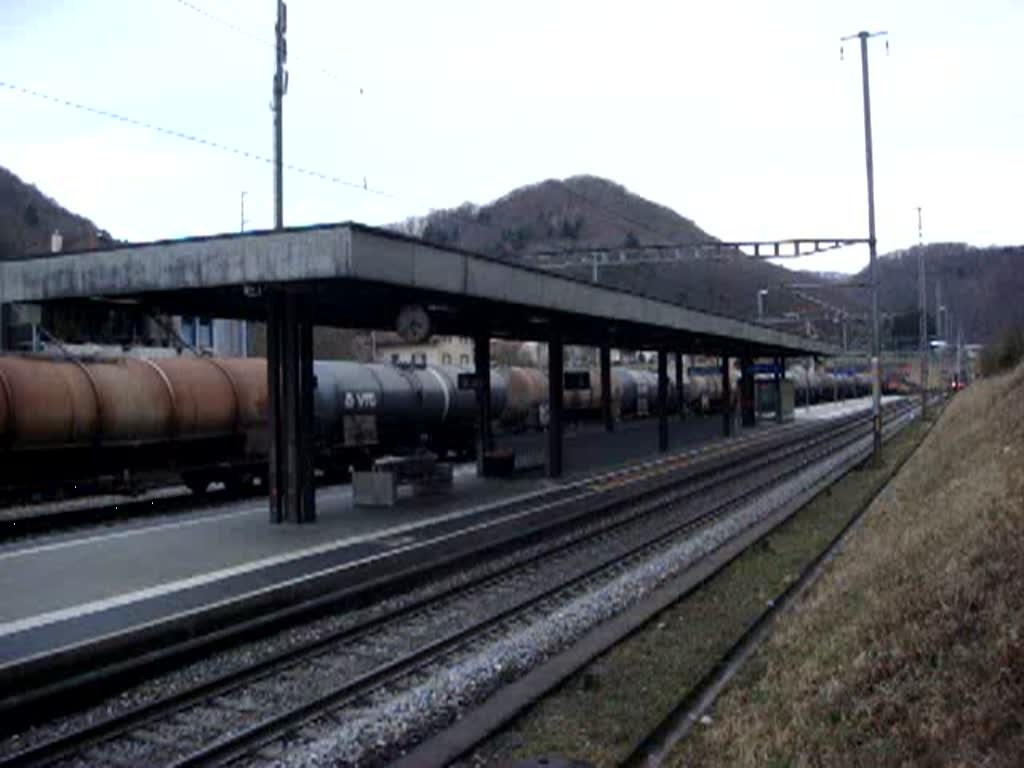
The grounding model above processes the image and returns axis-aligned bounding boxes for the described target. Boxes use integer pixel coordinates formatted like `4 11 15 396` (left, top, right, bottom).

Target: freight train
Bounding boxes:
0 355 498 499
786 364 876 404
0 353 875 501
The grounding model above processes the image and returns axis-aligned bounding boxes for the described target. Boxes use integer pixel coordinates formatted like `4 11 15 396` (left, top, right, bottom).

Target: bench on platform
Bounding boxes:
352 452 454 507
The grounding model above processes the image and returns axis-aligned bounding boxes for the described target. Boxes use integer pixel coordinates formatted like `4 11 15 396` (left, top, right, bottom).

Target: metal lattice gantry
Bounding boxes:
523 238 872 281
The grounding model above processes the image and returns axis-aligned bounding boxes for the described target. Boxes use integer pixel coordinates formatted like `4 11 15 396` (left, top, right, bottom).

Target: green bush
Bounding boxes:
980 326 1024 376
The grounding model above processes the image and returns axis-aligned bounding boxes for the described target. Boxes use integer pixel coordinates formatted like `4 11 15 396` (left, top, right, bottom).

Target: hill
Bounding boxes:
859 243 1024 346
393 175 864 343
397 176 1024 348
0 166 114 259
3 165 1021 350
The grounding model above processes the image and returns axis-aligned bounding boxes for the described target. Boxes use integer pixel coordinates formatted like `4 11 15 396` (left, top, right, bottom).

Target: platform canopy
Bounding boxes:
0 222 837 357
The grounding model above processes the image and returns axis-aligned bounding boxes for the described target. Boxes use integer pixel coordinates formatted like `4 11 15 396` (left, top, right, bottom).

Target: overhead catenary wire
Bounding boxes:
13 6 711 247
3 77 849 343
1 79 674 240
0 81 388 197
160 1 788 257
169 0 362 91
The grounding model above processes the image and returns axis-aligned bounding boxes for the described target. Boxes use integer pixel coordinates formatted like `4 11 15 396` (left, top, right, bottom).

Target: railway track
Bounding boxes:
619 401 938 767
0 401 915 767
0 407 863 733
0 485 250 542
0 416 717 542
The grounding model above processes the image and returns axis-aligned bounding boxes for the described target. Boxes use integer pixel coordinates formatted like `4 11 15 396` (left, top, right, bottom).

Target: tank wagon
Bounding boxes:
499 366 549 431
787 364 878 404
2 353 869 501
313 361 506 475
0 355 266 498
0 356 505 498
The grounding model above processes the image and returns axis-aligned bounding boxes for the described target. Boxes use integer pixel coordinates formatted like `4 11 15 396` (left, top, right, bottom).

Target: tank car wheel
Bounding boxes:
350 453 373 473
321 464 352 485
182 472 212 496
224 473 253 497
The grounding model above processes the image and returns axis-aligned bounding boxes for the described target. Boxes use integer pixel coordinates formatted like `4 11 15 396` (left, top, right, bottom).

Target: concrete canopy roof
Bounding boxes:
0 222 837 357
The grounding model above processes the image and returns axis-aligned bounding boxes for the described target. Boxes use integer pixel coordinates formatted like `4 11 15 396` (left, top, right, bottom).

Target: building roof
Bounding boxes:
0 222 837 357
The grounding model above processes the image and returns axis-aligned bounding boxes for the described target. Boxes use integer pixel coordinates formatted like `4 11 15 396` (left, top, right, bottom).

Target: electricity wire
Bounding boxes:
169 0 362 91
0 80 388 196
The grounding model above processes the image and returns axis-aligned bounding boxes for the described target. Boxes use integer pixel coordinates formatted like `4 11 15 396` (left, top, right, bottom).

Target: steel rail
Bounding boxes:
1 403 911 767
619 405 929 766
400 403 921 768
0 408 881 767
0 408 844 733
164 408 911 767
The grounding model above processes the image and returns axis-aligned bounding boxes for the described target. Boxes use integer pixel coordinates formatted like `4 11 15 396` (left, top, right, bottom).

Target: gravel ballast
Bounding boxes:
277 428 886 767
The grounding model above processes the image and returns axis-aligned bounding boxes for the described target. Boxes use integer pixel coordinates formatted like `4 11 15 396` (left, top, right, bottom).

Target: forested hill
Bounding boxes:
859 244 1024 346
2 164 1020 347
0 166 113 259
392 175 867 339
394 176 1024 345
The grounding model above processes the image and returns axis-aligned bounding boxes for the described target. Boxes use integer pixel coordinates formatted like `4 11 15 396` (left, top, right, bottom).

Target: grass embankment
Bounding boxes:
676 365 1024 766
459 411 933 768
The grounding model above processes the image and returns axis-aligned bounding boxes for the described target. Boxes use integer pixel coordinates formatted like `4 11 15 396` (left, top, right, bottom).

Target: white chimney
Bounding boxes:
50 230 63 253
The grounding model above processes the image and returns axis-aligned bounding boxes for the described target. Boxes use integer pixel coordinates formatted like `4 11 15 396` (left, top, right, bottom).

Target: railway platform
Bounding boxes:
0 398 893 686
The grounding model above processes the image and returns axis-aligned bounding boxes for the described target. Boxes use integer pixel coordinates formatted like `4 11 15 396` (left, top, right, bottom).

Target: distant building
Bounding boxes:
177 316 248 357
372 334 474 367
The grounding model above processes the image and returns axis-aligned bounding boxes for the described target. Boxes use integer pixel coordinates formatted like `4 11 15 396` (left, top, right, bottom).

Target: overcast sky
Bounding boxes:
2 0 1022 273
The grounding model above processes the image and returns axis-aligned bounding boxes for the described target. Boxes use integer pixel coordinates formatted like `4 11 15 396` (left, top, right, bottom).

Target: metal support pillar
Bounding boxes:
917 220 928 419
657 348 669 452
474 330 492 475
267 292 285 524
806 356 813 412
854 30 884 462
774 356 784 424
600 341 614 432
266 290 316 524
740 354 756 427
675 350 685 421
297 298 315 521
721 355 733 437
547 329 564 478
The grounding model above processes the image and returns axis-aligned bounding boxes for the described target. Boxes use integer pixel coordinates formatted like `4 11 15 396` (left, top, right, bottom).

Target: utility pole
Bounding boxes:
956 324 963 387
240 191 249 357
916 206 927 417
947 310 954 385
273 0 287 229
842 29 887 463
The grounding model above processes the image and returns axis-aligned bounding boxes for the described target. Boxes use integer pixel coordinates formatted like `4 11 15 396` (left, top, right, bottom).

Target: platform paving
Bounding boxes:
0 398 894 671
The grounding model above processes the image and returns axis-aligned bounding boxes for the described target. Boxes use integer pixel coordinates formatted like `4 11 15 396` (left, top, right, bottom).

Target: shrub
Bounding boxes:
980 325 1024 376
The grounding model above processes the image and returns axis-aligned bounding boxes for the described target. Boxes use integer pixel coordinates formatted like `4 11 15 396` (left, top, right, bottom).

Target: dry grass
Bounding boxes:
459 413 930 768
674 365 1024 767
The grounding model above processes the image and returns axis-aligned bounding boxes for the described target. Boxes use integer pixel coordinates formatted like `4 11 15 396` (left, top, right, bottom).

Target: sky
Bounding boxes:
2 0 1022 274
